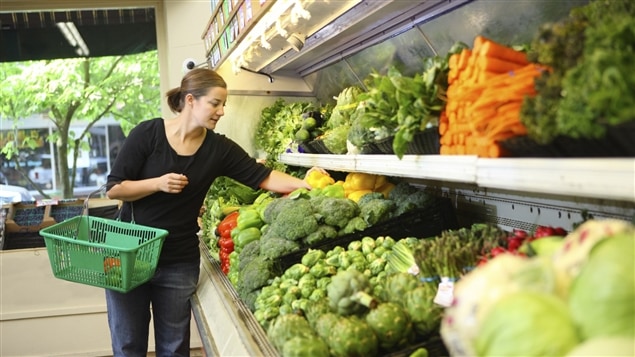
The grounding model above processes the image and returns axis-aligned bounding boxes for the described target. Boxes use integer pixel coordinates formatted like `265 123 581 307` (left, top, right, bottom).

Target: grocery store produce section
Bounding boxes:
192 0 634 356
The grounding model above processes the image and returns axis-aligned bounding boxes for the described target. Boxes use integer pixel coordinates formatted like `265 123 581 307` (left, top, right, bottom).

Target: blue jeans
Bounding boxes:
106 259 200 357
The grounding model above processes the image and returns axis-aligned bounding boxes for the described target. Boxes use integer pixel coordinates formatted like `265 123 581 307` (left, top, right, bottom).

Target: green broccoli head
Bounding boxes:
388 182 420 201
356 192 385 207
312 196 360 229
339 216 369 236
267 198 320 241
358 197 397 225
260 235 302 260
262 197 293 224
389 182 435 216
303 224 339 246
237 255 275 299
238 239 261 271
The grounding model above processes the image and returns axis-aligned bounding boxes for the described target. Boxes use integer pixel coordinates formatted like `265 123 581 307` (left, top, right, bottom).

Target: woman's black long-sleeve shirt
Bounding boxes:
107 118 271 266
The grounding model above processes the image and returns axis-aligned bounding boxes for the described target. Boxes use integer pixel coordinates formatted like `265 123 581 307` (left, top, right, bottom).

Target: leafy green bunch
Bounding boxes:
254 99 316 169
348 42 466 158
521 0 635 143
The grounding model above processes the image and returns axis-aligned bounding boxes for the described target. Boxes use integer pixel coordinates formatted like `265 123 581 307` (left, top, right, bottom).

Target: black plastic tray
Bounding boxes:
500 121 635 158
374 127 440 155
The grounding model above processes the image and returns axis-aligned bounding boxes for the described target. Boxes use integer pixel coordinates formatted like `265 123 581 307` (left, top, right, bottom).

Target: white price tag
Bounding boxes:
433 277 455 307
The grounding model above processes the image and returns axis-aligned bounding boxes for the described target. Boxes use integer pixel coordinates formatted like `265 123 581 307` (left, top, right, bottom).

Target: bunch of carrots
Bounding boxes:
439 35 550 157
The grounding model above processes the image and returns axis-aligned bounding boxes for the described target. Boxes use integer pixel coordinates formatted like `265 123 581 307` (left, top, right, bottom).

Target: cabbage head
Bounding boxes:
474 291 580 357
566 336 635 356
568 232 635 340
440 253 557 357
552 219 633 298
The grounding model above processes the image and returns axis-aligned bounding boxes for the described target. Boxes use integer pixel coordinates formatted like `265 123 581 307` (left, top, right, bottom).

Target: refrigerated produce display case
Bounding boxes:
191 0 634 356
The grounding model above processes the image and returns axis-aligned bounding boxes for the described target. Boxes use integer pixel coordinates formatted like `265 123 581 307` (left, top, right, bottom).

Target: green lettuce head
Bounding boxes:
475 291 580 356
568 231 635 340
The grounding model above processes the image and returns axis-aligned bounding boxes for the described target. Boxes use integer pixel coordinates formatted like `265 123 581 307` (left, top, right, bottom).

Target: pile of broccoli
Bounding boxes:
261 195 364 252
233 181 437 311
388 181 437 217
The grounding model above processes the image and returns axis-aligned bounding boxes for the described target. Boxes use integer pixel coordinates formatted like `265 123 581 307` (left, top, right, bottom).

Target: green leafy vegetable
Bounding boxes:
475 291 580 357
568 232 635 340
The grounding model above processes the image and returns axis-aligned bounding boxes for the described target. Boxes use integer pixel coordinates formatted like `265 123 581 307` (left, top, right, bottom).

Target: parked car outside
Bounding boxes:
0 184 35 204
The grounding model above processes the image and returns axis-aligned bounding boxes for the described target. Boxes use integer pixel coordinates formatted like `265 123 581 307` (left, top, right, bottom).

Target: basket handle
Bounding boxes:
77 185 136 241
83 184 135 223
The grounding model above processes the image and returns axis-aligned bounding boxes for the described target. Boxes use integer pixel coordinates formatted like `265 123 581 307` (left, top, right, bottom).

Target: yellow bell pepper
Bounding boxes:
306 170 335 189
376 182 395 198
347 189 373 203
373 175 387 190
345 172 378 191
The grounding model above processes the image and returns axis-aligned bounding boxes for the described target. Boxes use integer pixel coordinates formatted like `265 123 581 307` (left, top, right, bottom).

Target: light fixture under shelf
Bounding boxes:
56 22 90 57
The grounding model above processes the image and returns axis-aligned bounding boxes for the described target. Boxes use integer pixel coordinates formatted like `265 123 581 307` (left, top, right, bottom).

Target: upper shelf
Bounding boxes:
205 0 473 75
279 153 635 203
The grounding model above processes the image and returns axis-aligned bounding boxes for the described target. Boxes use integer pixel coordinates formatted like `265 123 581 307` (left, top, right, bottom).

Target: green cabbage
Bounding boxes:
566 336 635 356
475 291 580 356
568 232 635 339
440 253 557 356
552 218 633 298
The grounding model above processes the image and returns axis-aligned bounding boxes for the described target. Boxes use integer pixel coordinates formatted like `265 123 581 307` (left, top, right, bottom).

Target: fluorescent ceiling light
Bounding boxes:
56 22 90 57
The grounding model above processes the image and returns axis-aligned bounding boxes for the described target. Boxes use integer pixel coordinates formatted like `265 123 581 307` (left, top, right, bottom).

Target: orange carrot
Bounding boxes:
476 55 526 73
487 143 507 158
457 49 472 70
439 121 449 135
477 38 529 65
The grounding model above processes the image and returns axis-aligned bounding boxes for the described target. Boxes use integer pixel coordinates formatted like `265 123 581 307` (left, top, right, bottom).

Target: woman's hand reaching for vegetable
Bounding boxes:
158 173 189 194
305 166 329 179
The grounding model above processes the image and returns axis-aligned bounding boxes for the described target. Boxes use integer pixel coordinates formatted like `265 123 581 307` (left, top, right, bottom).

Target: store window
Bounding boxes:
1 7 157 198
0 122 125 192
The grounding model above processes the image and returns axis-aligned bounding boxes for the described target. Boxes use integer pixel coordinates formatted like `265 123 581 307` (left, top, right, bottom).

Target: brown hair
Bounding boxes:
166 68 227 113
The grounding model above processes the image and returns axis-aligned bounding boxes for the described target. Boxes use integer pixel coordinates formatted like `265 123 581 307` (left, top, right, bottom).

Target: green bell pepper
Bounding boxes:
321 184 345 198
234 226 261 248
237 208 264 230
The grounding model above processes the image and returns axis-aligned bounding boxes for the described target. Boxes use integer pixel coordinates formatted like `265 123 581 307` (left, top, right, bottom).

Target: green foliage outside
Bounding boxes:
0 50 160 198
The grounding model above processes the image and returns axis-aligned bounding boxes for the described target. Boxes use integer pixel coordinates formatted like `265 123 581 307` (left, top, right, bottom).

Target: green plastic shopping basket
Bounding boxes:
39 214 168 293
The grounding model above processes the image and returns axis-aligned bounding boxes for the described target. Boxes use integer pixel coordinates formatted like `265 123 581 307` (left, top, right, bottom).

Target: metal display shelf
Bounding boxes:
192 241 277 357
279 153 635 203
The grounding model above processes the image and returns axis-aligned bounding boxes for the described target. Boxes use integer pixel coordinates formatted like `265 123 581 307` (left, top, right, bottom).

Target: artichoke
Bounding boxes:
327 269 378 316
366 302 415 350
404 283 444 336
314 312 340 341
281 335 330 357
382 271 422 307
303 299 331 329
327 315 379 357
267 313 313 351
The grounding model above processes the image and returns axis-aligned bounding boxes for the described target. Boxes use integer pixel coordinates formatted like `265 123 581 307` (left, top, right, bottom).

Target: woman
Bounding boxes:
105 68 313 356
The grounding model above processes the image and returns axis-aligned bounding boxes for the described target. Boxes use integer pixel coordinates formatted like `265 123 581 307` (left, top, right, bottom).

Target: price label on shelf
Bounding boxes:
433 277 455 307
